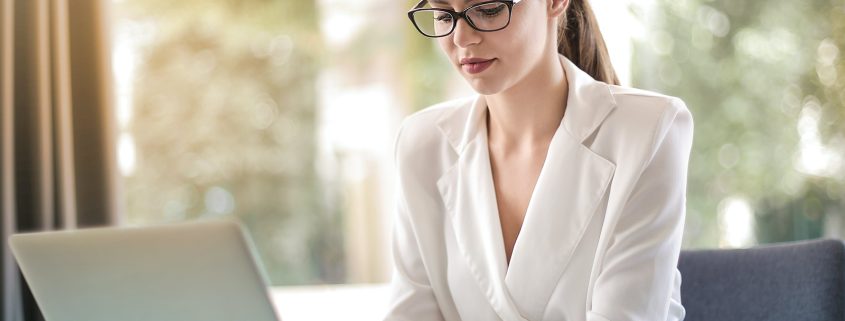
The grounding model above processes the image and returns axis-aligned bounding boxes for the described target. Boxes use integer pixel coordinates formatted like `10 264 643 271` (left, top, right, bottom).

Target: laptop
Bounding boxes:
9 219 283 321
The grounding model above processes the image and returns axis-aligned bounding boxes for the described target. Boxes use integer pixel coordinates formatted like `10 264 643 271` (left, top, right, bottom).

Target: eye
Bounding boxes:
477 3 505 17
434 12 454 22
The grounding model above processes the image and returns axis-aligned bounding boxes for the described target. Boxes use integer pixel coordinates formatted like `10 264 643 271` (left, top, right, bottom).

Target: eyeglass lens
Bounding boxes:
412 2 510 37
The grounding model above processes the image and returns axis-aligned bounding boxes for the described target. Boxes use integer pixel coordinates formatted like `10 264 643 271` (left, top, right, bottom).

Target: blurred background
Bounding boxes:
109 0 845 285
1 0 843 320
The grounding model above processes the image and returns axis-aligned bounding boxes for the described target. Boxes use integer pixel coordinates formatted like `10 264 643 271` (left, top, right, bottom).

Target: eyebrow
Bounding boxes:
428 0 470 5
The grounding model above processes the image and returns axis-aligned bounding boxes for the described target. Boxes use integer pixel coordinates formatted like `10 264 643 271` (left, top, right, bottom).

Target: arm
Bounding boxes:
588 99 694 321
383 122 445 321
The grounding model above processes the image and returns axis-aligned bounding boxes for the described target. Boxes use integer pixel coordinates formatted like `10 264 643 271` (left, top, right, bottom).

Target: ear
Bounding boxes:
548 0 569 19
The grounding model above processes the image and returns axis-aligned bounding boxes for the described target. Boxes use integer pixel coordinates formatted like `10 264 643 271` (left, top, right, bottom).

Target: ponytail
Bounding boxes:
557 0 620 85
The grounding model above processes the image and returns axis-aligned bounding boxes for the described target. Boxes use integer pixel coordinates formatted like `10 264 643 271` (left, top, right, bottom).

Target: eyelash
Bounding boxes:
432 4 504 21
478 7 503 17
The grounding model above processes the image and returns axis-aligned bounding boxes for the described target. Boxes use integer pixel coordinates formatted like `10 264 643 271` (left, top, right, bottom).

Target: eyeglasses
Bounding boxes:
407 0 522 38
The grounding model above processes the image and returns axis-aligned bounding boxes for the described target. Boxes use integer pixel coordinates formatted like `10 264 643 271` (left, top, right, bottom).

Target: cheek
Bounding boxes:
504 14 544 44
436 38 456 59
491 19 540 60
502 14 551 61
506 3 552 44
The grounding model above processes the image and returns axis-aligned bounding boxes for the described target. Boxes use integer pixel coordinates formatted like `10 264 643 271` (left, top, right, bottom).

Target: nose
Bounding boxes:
451 17 481 48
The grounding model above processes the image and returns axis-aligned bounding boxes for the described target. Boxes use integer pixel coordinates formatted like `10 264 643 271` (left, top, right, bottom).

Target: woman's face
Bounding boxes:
433 0 559 95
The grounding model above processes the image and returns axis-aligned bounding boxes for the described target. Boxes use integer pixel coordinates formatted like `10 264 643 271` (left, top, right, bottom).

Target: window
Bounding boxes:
629 0 845 248
110 0 472 291
109 0 845 311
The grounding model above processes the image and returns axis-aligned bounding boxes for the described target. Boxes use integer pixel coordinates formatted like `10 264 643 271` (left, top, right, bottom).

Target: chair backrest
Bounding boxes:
678 238 845 321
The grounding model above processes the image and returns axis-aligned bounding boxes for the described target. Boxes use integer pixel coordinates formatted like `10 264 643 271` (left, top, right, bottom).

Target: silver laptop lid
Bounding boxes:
9 219 282 321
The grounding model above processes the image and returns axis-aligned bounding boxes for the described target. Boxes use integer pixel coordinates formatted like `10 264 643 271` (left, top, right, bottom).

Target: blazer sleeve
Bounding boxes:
587 98 694 321
383 122 446 321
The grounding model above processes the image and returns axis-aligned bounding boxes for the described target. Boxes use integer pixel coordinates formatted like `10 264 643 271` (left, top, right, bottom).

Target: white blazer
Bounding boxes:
384 54 693 321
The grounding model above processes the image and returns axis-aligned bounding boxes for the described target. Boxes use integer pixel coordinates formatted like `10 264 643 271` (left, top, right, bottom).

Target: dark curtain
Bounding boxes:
0 0 120 320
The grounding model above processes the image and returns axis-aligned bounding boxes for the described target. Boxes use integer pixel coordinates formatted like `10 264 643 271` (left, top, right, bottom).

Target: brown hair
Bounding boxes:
557 0 620 85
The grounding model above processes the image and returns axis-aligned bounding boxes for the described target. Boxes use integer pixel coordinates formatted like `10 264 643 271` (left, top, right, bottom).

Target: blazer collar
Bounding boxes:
434 54 617 320
436 54 618 154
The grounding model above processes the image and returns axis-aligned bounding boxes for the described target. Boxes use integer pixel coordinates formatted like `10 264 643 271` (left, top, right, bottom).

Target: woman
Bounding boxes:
385 0 692 320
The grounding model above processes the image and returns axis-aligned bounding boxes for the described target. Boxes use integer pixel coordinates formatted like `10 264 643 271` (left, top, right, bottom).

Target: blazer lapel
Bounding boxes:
436 95 528 321
503 118 615 320
502 55 618 319
434 54 617 320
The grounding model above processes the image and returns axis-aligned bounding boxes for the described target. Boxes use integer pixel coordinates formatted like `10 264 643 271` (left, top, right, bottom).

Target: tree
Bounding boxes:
116 0 343 285
631 0 845 247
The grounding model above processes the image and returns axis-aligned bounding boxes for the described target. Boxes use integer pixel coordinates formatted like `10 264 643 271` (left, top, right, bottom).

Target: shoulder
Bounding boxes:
603 85 692 138
396 96 471 143
607 85 691 125
593 85 693 165
393 96 473 172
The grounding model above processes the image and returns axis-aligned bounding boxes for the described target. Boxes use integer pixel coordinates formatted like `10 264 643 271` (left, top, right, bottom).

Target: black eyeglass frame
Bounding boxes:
407 0 523 38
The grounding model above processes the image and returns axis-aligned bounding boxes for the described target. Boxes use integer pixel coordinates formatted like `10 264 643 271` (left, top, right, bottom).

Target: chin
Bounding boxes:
463 77 503 96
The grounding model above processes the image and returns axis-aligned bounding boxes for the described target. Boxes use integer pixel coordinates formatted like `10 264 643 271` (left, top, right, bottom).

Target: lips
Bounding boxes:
460 57 496 74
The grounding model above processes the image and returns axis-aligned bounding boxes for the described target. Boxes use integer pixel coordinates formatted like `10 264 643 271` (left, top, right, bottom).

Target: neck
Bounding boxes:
485 53 569 150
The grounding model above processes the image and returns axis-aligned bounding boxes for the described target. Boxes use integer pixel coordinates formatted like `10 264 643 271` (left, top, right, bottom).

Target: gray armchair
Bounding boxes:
678 238 845 321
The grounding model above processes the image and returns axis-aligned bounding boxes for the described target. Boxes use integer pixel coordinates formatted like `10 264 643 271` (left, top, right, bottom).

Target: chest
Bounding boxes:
488 146 549 263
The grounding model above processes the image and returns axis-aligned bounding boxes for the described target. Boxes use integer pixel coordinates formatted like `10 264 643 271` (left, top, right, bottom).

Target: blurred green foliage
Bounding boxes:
117 0 454 286
115 0 845 288
117 0 342 285
631 0 845 247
